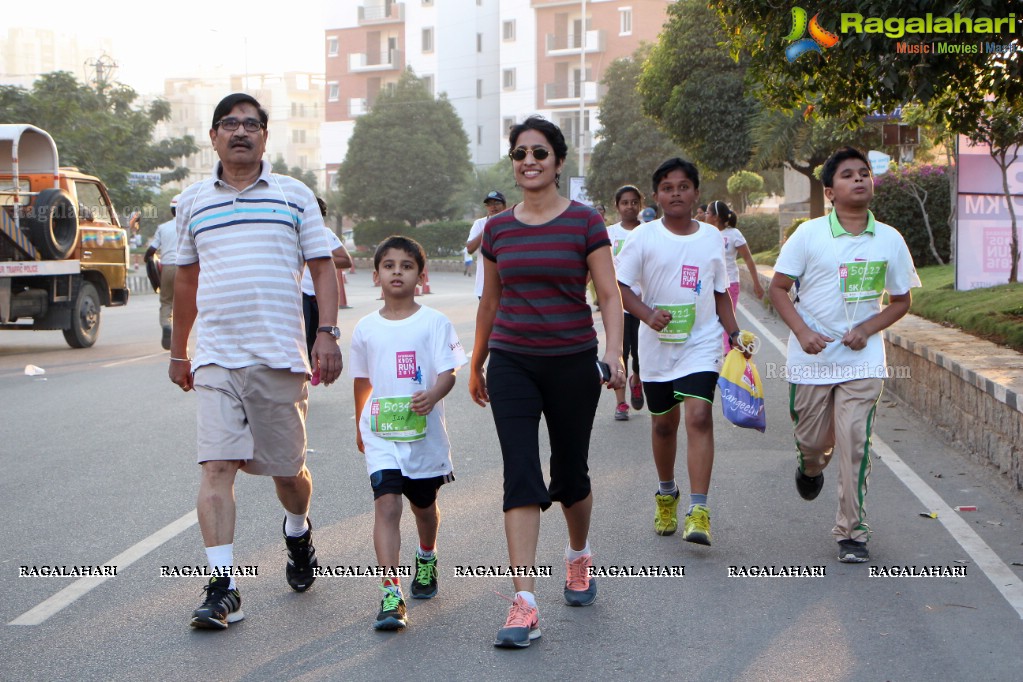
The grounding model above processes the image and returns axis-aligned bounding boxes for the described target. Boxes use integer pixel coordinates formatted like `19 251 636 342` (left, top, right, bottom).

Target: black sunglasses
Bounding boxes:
509 146 551 161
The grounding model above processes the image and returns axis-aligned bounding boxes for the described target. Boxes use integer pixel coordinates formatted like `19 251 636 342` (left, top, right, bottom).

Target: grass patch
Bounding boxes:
752 247 779 267
911 264 1023 352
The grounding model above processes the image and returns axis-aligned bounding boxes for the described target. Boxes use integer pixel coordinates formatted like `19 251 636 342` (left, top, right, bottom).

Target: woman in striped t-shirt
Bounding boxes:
469 116 625 649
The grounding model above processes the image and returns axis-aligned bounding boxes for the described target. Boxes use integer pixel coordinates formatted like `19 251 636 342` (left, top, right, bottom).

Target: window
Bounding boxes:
327 36 339 57
619 8 632 36
502 117 516 135
422 74 434 96
292 130 306 144
422 0 433 5
328 82 339 102
502 68 516 90
422 27 434 52
477 33 483 52
476 79 483 99
502 20 516 41
73 182 112 224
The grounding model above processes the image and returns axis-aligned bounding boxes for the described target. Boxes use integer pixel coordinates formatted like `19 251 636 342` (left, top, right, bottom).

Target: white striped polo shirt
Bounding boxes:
176 160 331 374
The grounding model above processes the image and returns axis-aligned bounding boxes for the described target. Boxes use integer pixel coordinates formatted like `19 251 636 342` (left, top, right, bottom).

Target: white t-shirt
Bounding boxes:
615 219 729 381
774 212 921 385
719 227 747 283
607 221 640 297
148 220 178 265
301 229 343 296
466 216 488 297
349 305 467 478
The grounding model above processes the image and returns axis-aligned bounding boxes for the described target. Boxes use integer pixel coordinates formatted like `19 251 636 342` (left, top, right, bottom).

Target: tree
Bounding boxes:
709 2 1021 132
456 157 521 218
0 71 196 219
272 155 318 192
587 47 688 209
338 69 471 227
639 0 757 174
726 170 764 213
967 100 1023 282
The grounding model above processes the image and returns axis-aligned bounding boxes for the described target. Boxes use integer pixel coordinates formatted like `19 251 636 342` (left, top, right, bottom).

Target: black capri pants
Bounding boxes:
623 312 640 375
487 348 602 512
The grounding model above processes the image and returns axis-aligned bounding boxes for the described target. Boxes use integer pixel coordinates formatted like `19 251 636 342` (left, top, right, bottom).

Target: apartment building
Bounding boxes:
324 0 673 183
0 27 114 90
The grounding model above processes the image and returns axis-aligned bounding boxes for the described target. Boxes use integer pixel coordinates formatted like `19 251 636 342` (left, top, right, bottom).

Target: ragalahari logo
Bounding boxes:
785 7 840 62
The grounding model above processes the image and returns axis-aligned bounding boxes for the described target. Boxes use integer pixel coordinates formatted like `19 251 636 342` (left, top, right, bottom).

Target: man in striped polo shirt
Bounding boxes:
169 93 343 630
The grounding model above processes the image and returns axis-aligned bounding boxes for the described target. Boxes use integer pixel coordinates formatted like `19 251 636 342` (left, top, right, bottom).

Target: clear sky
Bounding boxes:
2 0 327 95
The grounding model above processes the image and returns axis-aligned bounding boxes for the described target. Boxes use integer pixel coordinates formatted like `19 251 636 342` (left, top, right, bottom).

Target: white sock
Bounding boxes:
566 541 591 561
205 543 236 590
417 547 436 560
658 480 678 496
284 510 309 537
516 590 537 608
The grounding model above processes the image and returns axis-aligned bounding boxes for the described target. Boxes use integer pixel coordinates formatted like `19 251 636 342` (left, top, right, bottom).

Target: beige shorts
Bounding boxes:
194 364 309 477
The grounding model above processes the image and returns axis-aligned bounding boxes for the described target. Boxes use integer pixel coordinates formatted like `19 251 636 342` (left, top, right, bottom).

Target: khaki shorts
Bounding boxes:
194 364 309 477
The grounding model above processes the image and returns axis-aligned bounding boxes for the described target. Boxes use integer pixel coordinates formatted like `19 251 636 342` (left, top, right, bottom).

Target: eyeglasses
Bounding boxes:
509 146 551 162
215 117 265 132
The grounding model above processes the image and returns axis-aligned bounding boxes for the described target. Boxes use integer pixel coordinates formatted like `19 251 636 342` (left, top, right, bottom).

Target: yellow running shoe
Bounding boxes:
683 504 712 546
654 491 680 536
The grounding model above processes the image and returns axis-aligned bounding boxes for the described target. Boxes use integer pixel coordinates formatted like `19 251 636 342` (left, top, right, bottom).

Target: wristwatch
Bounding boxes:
317 325 341 339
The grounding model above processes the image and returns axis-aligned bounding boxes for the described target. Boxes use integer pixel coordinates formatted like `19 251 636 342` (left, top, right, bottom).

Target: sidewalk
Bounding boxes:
741 265 1023 491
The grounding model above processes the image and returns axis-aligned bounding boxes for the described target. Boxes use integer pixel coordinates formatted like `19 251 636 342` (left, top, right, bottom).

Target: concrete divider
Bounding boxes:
740 265 1023 491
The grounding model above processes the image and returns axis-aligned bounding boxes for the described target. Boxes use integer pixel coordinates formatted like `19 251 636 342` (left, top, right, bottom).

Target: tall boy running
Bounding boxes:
615 158 743 544
769 147 919 563
351 236 467 629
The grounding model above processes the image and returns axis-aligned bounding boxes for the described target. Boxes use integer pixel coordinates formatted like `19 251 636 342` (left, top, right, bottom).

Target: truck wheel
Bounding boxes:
27 189 78 260
63 282 100 348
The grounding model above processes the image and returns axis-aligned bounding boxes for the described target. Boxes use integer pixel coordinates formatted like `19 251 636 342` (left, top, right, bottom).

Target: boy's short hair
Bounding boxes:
821 147 871 188
374 235 426 273
652 157 700 193
211 92 269 129
614 184 643 204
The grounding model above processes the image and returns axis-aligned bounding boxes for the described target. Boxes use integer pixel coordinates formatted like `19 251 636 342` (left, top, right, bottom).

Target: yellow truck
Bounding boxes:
0 124 129 347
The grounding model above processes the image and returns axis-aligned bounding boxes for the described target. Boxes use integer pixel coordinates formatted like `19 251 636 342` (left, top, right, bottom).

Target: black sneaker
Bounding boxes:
283 517 318 592
190 577 244 630
161 325 172 350
837 539 870 563
411 553 438 599
795 467 824 500
374 585 408 630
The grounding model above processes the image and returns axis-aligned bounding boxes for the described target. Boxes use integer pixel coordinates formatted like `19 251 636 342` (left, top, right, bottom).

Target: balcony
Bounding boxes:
348 49 403 73
358 2 404 24
348 98 369 117
545 29 605 56
544 80 603 106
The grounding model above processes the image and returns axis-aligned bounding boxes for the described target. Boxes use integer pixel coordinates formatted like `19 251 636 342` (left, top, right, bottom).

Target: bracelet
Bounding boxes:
169 357 191 362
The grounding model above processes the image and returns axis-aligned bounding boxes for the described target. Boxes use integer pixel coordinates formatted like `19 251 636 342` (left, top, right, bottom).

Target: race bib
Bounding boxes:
655 303 696 343
612 238 626 256
369 396 427 441
839 260 888 301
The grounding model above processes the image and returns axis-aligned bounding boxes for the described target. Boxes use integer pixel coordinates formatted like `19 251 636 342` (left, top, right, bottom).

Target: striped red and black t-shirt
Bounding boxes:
481 201 610 356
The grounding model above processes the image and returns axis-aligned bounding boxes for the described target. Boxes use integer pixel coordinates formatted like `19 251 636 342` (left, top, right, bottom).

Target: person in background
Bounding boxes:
465 191 508 299
145 194 181 350
301 197 353 361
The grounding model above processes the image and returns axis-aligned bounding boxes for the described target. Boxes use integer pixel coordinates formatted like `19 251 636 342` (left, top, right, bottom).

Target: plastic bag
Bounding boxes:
717 348 766 432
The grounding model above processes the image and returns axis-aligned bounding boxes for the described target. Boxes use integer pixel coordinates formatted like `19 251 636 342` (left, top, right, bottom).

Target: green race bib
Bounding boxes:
369 396 427 442
655 303 696 343
840 260 888 301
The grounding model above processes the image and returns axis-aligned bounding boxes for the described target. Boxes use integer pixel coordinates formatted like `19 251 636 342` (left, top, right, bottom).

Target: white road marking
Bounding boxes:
102 352 166 368
736 302 1023 620
8 509 198 626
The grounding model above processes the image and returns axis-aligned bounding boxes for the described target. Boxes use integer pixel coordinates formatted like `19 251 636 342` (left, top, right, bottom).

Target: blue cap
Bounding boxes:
640 207 656 222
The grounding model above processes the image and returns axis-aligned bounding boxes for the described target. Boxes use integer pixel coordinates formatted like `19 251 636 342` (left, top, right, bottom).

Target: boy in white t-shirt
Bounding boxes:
616 158 744 547
350 236 467 630
769 147 920 564
465 190 507 298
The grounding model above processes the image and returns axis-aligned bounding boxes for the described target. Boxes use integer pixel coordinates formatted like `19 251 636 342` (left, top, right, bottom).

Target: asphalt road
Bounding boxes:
1 270 1021 681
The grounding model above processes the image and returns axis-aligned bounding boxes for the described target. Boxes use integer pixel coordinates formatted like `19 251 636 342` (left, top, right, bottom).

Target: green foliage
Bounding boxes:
785 217 809 241
872 164 951 267
736 213 779 254
456 158 521 218
271 155 318 192
339 69 471 227
0 72 196 223
587 47 687 209
727 171 764 212
640 1 756 173
352 220 407 252
414 221 473 258
709 2 1021 133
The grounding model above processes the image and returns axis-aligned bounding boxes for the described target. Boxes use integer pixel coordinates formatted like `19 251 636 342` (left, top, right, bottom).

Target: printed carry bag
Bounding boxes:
716 349 766 432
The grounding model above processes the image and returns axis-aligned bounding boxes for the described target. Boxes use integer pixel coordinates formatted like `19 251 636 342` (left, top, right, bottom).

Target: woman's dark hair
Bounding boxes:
726 211 737 228
614 185 643 205
374 235 426 273
509 116 569 164
651 157 700 193
821 146 871 188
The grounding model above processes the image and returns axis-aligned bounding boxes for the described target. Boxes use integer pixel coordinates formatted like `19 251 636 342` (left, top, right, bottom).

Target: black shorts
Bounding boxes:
370 468 451 509
644 371 719 415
